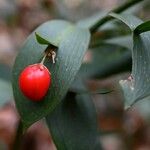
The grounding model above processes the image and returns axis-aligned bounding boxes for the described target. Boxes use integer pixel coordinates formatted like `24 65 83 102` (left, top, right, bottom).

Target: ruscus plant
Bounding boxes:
10 0 150 149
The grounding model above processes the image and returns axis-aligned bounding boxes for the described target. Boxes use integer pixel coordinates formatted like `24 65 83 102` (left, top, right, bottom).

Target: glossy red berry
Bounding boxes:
19 63 51 101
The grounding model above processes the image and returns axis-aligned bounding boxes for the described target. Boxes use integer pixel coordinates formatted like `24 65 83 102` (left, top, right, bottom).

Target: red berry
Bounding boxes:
19 63 51 101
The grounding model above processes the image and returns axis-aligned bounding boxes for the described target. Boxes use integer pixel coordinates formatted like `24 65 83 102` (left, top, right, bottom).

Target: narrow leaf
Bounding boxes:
46 92 102 150
12 20 90 128
35 32 50 45
0 63 11 81
79 44 130 78
77 12 107 29
109 13 142 31
134 20 150 34
0 79 13 106
33 20 74 47
110 13 150 108
105 35 133 50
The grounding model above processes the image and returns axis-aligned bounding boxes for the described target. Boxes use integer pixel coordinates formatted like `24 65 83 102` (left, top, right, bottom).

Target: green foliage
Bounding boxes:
110 13 150 109
35 32 50 45
0 63 11 81
46 92 102 150
105 35 133 50
0 64 13 106
134 20 150 34
12 20 90 129
0 79 13 106
12 0 150 149
79 44 131 79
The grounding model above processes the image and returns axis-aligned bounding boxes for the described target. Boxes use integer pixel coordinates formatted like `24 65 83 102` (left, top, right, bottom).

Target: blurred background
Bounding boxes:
0 0 150 150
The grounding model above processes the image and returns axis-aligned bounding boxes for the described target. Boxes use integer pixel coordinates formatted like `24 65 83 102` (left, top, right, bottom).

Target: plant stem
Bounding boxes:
90 0 144 33
40 53 47 64
13 120 24 150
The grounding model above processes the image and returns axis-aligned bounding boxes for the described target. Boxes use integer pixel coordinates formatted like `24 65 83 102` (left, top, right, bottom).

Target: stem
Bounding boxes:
13 120 24 150
90 0 144 33
40 53 47 64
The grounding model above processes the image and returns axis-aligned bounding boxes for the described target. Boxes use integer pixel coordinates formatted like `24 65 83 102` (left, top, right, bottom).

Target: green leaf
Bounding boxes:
110 13 150 109
12 20 90 129
91 35 133 50
134 96 150 122
0 79 13 106
0 63 11 81
78 44 131 79
46 92 102 150
105 35 133 50
33 20 74 47
76 89 113 95
109 13 142 31
77 12 119 32
77 12 107 29
134 20 150 34
35 32 50 45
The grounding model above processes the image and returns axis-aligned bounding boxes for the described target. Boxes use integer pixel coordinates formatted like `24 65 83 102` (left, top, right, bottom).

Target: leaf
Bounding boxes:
70 85 113 95
105 35 133 50
110 13 150 109
12 20 90 129
77 12 107 29
134 20 150 34
46 92 102 150
0 63 11 81
35 32 50 45
0 79 13 106
76 89 113 95
32 20 74 47
100 21 118 31
78 44 131 79
109 13 142 31
134 96 150 122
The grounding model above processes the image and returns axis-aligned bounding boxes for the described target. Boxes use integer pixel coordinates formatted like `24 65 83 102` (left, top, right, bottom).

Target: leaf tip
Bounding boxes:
35 32 50 45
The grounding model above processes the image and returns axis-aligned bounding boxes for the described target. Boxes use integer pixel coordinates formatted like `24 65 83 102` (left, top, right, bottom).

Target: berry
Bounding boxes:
19 63 51 101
